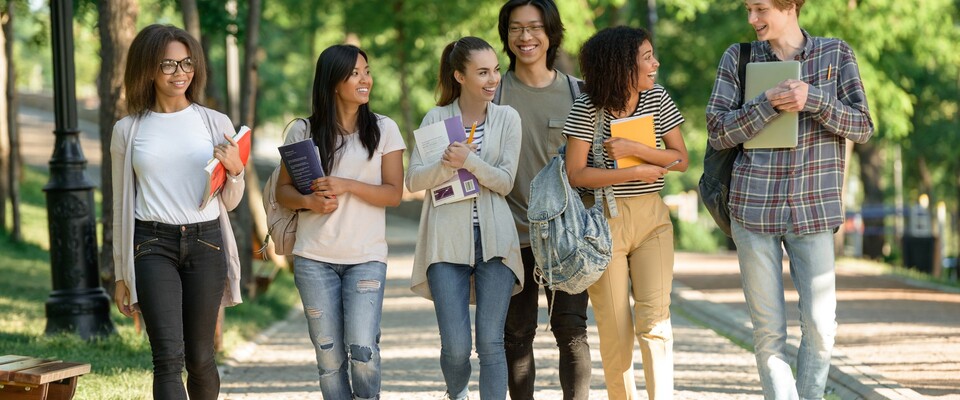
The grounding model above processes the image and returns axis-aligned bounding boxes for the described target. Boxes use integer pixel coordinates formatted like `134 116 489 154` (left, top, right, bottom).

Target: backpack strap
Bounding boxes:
591 109 619 218
494 72 584 105
737 42 751 107
567 74 584 100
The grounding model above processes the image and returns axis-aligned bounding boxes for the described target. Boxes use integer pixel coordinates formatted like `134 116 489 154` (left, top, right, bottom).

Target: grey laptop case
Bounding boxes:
744 61 801 149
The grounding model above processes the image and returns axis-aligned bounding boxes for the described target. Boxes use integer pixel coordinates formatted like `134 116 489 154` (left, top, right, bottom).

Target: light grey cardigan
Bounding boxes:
110 104 245 307
405 100 524 301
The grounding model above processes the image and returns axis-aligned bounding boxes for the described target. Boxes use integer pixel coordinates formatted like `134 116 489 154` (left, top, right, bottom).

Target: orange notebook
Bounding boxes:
200 125 251 209
610 113 655 168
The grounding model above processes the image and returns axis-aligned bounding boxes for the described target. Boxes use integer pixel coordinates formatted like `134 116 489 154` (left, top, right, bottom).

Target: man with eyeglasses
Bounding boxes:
496 1 591 399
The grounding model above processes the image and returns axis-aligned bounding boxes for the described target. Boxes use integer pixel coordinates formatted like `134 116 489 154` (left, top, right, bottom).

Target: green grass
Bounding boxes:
1 166 299 399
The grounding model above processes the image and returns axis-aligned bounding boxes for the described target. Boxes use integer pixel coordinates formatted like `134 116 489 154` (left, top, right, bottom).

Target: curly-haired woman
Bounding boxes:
564 26 688 400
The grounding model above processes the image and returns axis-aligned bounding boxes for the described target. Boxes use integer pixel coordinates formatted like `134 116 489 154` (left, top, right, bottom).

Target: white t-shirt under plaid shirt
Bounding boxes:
563 84 685 197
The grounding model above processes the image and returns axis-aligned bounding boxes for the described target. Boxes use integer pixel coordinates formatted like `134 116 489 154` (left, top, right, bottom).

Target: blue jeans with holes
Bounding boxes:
427 226 516 400
133 219 226 400
731 219 837 400
294 257 387 400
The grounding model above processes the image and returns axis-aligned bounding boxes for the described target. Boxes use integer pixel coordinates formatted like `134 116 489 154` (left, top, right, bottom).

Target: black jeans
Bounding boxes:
134 219 226 400
504 247 591 400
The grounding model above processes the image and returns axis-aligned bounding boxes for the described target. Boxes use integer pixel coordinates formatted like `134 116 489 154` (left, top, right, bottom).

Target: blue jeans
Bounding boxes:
731 220 837 400
134 219 226 400
294 257 387 400
427 227 516 400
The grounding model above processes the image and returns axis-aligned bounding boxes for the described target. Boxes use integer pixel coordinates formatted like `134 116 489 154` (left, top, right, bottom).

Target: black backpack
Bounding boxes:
699 42 751 237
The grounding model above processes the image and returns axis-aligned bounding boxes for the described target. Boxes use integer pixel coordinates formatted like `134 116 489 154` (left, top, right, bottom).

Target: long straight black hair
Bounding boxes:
309 45 381 175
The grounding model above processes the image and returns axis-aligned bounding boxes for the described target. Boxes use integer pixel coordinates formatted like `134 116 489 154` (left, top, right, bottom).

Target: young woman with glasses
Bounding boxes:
111 24 245 400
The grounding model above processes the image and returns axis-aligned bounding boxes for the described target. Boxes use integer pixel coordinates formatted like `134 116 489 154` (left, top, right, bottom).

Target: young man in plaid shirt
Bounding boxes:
705 1 873 399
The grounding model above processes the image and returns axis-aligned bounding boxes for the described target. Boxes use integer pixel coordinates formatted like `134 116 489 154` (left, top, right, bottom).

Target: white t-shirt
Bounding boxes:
291 115 406 264
133 106 220 224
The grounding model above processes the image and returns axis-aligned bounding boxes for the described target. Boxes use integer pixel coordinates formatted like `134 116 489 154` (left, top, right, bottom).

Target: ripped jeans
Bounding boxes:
294 257 387 400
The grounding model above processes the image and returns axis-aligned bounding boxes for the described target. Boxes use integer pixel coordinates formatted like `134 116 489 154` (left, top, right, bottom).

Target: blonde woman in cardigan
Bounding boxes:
405 36 523 400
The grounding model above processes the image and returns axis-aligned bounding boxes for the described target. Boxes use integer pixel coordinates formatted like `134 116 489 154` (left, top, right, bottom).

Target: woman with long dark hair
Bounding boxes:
274 44 405 399
405 36 523 400
111 24 245 399
564 26 689 399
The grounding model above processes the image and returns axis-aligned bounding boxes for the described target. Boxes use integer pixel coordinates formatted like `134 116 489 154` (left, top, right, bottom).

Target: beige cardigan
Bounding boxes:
110 104 245 307
405 101 524 301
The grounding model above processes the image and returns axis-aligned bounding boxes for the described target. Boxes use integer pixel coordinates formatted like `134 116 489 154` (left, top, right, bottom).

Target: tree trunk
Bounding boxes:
200 35 223 109
854 141 885 259
3 1 19 242
917 156 934 197
392 1 414 144
240 0 260 130
179 0 201 42
1 7 9 233
97 0 138 292
239 0 281 292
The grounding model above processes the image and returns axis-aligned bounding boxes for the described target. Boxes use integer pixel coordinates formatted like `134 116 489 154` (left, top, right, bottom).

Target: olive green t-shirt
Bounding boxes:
500 70 577 247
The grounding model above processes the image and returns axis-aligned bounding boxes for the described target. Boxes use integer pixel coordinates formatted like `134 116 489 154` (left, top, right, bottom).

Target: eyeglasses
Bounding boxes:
159 58 195 75
507 25 545 36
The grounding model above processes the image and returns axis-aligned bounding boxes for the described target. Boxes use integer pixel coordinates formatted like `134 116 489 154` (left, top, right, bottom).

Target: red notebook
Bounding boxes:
200 125 251 209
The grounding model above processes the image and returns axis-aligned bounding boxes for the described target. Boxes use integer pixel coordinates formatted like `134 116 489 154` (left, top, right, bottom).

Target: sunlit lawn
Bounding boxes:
1 166 299 399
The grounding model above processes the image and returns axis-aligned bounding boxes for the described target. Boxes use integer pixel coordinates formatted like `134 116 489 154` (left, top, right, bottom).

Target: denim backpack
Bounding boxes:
528 110 617 295
700 42 751 237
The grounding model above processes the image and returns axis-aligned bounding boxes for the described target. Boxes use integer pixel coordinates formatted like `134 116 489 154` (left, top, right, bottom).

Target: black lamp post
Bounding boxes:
44 0 115 339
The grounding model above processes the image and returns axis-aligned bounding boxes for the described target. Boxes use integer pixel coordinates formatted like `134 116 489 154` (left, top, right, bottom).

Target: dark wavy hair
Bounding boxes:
579 26 651 114
497 0 564 71
124 24 207 117
436 37 495 106
308 45 381 175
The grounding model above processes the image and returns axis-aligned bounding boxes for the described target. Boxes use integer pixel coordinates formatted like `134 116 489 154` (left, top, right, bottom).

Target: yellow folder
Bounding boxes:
610 113 655 168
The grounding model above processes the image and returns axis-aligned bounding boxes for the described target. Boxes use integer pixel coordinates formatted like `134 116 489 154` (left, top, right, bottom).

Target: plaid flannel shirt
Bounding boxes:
706 30 874 235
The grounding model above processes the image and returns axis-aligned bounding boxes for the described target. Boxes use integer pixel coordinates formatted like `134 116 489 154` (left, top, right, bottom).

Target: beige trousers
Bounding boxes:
587 193 675 400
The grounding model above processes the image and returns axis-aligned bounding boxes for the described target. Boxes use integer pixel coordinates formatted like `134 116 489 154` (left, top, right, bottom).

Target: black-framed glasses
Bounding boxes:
159 58 195 75
508 25 545 36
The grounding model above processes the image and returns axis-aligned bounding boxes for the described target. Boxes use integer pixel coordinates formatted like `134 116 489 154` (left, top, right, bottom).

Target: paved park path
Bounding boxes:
20 104 960 399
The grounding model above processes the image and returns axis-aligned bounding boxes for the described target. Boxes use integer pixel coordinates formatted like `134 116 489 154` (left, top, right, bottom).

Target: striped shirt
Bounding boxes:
468 122 484 225
564 85 685 197
705 30 874 235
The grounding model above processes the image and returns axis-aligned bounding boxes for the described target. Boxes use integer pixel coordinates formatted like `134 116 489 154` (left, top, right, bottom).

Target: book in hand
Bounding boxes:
278 138 326 195
413 115 480 206
743 61 800 149
609 113 655 168
200 125 251 210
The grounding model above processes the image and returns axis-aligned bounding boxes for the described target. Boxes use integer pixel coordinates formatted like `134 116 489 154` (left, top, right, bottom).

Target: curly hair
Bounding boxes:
124 24 207 117
578 26 651 114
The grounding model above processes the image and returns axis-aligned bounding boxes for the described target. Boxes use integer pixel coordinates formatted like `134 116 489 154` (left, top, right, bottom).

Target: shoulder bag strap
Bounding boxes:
567 74 584 100
737 42 751 107
591 108 619 218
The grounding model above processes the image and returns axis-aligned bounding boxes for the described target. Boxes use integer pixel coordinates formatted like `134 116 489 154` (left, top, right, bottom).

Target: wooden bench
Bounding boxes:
0 355 91 400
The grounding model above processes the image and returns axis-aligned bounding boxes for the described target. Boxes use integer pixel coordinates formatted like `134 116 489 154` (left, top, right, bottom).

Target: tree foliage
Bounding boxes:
7 1 959 253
